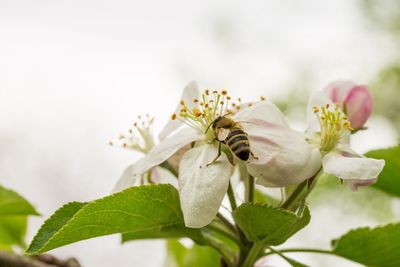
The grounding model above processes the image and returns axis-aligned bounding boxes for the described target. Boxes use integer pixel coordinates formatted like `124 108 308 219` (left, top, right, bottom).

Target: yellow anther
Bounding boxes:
221 90 228 96
180 100 185 106
193 99 199 103
313 106 319 113
171 113 177 120
260 96 266 101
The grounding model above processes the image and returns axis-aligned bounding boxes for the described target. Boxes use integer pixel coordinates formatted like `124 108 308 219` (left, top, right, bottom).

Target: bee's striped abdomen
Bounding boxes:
225 127 250 161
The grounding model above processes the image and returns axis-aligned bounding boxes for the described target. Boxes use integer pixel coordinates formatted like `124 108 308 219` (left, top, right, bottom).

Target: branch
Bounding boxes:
0 250 81 267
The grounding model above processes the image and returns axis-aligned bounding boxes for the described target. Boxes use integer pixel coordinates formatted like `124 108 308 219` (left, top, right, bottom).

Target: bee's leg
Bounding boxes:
206 141 222 167
250 151 259 160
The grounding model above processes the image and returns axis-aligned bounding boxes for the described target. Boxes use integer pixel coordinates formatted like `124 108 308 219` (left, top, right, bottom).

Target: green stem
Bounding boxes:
227 182 237 211
245 175 255 203
263 248 333 256
206 239 234 267
280 169 323 211
280 180 308 210
217 213 236 234
242 243 265 267
206 224 241 247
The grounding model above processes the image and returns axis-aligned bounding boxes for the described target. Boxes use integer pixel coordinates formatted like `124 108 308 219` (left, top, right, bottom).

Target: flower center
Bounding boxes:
313 104 353 152
171 89 259 143
110 114 155 153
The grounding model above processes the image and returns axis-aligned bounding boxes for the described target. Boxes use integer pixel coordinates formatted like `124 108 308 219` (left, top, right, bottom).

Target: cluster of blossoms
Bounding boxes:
113 80 384 228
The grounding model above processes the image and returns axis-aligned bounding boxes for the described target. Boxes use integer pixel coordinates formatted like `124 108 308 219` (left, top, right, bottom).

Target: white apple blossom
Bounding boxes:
114 81 320 228
111 115 165 189
305 91 385 191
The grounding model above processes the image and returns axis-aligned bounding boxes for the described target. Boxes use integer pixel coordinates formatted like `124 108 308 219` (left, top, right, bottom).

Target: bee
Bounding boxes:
206 115 257 166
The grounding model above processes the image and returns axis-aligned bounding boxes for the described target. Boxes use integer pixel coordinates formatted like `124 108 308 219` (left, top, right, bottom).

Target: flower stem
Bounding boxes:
217 213 236 234
280 180 308 210
227 182 237 211
245 175 255 203
280 169 323 211
206 224 241 247
242 243 264 267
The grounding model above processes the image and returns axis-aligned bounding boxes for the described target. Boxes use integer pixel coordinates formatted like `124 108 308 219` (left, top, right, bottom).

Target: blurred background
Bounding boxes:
0 0 399 266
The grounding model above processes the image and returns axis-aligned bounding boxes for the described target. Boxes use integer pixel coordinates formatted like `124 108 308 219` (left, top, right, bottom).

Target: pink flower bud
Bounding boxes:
325 81 373 130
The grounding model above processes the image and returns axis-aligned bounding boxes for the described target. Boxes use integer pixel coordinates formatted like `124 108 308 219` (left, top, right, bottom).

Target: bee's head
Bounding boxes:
212 116 224 129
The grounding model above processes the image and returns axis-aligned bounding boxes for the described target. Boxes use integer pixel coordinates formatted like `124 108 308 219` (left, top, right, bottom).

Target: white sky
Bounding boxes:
0 0 398 266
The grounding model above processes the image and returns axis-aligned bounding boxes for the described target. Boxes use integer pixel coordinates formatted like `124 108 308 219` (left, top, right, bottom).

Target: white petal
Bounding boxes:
151 166 179 188
159 81 200 140
113 127 201 192
233 101 289 127
306 91 334 132
112 164 140 192
179 144 233 228
347 178 377 191
244 119 321 187
322 151 385 181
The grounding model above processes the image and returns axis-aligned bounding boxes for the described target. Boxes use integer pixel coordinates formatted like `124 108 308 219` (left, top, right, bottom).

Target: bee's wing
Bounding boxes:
235 121 260 128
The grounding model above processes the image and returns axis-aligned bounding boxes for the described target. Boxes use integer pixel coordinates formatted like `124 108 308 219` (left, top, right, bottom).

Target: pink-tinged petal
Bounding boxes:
322 151 385 182
113 127 201 192
233 101 289 127
179 144 233 228
324 80 355 107
347 178 377 191
244 119 322 187
159 81 200 140
306 91 335 132
343 85 373 129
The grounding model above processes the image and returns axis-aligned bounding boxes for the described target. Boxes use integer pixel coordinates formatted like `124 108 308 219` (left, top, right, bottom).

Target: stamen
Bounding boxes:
173 88 260 142
111 115 156 153
313 104 353 152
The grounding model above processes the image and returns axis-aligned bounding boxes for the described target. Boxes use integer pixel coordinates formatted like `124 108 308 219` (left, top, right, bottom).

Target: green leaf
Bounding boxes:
164 241 220 267
366 145 400 197
122 223 203 244
0 185 39 250
233 204 310 245
165 239 188 267
26 184 202 255
183 244 220 267
332 223 400 267
0 185 39 216
0 216 27 249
